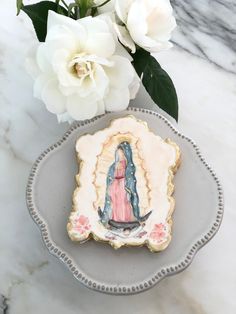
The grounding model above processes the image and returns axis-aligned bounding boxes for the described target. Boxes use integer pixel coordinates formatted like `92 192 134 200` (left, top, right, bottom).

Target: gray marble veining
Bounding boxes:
0 295 7 314
172 0 236 73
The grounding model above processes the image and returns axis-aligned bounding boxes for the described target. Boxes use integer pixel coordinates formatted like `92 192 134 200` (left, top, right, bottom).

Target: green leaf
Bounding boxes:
16 0 23 15
22 1 67 42
133 48 179 121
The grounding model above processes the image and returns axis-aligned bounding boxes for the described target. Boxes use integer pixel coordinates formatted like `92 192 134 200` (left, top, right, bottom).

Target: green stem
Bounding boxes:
79 0 88 18
75 5 79 19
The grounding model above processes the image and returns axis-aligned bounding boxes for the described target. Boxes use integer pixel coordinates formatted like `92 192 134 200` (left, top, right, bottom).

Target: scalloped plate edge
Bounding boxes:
26 107 224 295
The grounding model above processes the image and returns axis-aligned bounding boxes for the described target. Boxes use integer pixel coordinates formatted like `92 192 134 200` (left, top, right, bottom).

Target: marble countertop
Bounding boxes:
0 0 235 313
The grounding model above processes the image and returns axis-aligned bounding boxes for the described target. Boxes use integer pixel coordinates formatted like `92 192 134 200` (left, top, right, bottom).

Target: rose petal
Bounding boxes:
104 87 130 111
33 74 52 99
41 79 66 114
115 0 133 23
129 71 140 99
127 1 148 41
60 63 108 99
97 0 115 14
36 43 53 73
79 15 110 33
115 42 133 61
51 49 80 88
47 10 86 39
104 55 135 90
66 95 98 120
80 16 116 58
147 10 176 40
114 24 136 53
86 33 116 58
46 25 79 52
93 63 109 98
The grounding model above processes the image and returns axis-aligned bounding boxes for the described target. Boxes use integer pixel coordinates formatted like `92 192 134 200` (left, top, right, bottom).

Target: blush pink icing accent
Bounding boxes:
150 223 167 242
110 159 134 222
75 215 91 234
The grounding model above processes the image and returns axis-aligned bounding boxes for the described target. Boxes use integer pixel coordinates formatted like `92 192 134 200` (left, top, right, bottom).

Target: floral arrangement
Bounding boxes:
17 0 178 122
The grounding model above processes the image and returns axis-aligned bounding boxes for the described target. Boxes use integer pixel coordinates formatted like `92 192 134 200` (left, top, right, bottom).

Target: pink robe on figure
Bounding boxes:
110 159 134 222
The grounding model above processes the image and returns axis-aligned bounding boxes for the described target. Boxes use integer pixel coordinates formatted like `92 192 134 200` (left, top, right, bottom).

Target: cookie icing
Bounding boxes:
67 115 180 252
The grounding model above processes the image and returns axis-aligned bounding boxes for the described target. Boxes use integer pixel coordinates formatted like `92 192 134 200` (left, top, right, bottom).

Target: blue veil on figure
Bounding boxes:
98 141 152 229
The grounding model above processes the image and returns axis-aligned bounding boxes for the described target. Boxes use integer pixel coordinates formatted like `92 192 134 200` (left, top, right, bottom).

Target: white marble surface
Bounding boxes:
0 0 236 313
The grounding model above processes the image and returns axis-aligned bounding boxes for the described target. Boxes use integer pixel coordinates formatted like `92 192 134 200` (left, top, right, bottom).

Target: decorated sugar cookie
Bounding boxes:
67 116 180 252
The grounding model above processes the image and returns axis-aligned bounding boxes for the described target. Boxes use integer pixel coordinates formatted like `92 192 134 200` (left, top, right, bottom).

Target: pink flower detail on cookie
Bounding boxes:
150 223 167 242
74 215 91 234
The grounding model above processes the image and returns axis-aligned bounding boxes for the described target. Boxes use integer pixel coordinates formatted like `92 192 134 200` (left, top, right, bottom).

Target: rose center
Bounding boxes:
69 54 94 80
74 62 90 78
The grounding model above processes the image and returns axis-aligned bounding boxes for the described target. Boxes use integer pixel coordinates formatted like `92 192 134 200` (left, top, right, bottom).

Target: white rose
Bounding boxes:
94 0 115 14
28 11 139 122
114 0 176 53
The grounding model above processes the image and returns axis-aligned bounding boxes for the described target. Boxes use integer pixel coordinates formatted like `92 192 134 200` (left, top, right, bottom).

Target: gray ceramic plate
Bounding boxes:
26 108 223 295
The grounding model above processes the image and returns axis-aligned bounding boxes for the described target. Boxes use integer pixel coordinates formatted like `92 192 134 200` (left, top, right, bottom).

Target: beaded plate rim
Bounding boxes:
26 107 224 295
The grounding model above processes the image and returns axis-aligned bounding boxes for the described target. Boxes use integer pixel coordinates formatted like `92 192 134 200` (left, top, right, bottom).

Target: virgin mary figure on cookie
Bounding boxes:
67 115 180 252
98 141 152 232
